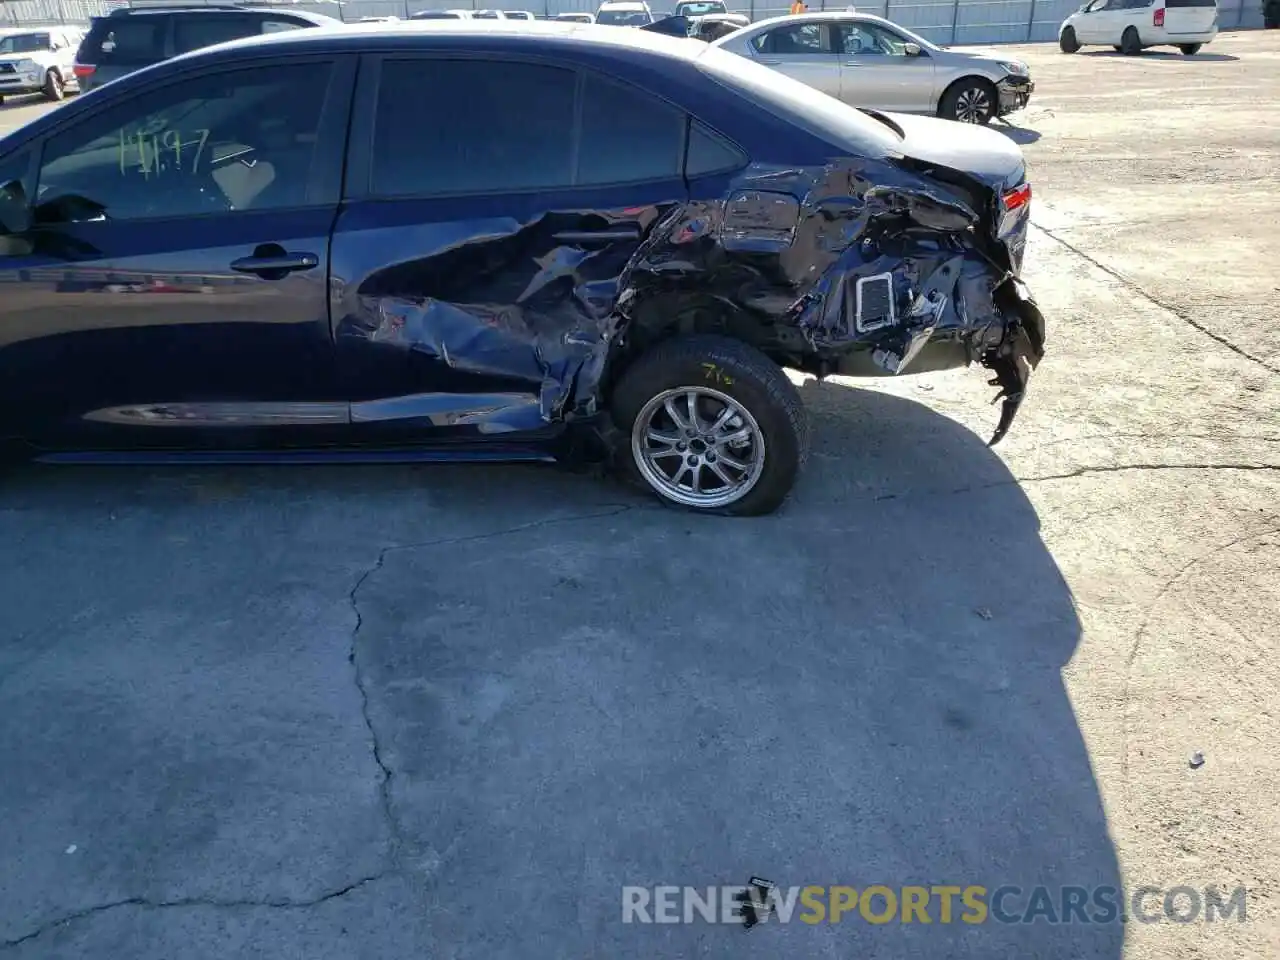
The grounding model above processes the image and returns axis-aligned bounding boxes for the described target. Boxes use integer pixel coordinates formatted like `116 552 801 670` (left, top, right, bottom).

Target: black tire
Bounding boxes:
42 70 64 102
1113 44 1123 51
609 335 809 517
1120 26 1142 55
938 77 998 125
1178 43 1202 54
1059 26 1080 52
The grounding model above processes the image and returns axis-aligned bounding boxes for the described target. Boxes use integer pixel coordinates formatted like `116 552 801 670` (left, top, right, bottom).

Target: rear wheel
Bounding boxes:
1059 26 1080 52
42 69 64 101
610 335 809 516
939 77 998 125
1178 42 1202 54
1120 26 1142 55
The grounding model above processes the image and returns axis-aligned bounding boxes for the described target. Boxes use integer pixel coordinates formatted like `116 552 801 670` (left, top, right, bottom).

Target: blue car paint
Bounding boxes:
0 26 1042 466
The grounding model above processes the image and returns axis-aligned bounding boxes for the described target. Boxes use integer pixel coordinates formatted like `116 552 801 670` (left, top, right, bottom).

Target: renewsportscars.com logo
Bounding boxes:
622 882 1248 926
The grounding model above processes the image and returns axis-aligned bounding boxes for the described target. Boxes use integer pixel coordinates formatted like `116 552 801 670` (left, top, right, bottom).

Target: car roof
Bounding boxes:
744 11 909 28
168 18 706 61
597 1 650 8
102 4 339 21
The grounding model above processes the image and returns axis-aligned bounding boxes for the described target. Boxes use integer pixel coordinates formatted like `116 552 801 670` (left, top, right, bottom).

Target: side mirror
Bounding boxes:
903 41 921 55
0 179 31 236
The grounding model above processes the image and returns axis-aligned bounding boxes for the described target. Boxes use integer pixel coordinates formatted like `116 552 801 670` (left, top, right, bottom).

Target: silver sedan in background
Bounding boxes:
711 12 1034 124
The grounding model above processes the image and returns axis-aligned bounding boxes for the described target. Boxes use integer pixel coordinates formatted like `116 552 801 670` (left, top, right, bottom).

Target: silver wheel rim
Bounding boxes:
955 87 991 123
631 386 766 509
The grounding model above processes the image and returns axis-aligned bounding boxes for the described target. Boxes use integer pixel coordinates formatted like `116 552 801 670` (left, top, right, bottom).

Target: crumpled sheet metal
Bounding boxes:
340 155 1029 426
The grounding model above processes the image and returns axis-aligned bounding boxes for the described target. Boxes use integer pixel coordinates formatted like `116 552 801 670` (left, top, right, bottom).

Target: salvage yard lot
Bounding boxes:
1 31 1277 960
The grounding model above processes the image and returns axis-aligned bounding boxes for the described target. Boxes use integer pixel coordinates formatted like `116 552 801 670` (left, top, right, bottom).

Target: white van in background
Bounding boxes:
1059 0 1218 55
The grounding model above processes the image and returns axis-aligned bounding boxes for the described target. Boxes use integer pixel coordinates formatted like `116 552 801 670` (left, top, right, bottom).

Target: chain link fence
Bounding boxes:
1 0 1267 43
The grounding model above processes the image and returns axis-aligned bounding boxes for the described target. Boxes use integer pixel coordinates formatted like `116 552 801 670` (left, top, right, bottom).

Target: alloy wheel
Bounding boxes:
631 386 766 509
954 86 992 123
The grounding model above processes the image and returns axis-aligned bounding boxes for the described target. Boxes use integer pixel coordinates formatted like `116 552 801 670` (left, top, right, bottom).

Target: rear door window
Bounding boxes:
370 58 577 196
577 75 685 185
82 17 167 66
751 22 830 54
172 14 258 55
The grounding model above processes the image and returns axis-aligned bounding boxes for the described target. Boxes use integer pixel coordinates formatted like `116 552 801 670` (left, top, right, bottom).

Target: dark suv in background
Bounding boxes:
73 3 338 93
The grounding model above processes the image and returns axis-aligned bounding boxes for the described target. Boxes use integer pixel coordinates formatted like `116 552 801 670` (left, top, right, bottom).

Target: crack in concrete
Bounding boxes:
0 874 387 950
3 505 636 953
344 504 636 850
1029 221 1280 376
1118 527 1280 814
873 462 1280 501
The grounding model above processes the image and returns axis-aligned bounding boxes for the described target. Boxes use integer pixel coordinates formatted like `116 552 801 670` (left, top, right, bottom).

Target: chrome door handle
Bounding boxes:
229 252 318 277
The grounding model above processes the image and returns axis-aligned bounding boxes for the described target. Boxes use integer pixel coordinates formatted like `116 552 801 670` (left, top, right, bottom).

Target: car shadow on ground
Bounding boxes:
0 382 1123 958
1080 49 1239 61
993 118 1042 144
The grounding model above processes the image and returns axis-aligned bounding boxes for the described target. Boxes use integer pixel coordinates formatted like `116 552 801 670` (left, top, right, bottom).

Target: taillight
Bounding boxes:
1002 182 1032 212
73 63 95 79
1154 7 1165 26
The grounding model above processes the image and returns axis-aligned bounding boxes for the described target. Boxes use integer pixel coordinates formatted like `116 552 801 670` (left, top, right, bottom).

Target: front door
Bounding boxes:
0 56 354 450
836 21 938 112
330 54 692 444
1074 0 1116 41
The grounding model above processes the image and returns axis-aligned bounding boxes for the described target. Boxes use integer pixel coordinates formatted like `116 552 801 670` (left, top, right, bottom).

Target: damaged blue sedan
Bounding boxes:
0 20 1043 515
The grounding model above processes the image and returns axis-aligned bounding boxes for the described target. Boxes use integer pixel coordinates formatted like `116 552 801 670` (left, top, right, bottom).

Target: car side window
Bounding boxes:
95 19 167 65
685 120 746 178
172 15 258 55
371 59 576 197
838 23 909 55
33 63 332 225
752 23 828 55
577 75 685 186
260 18 307 34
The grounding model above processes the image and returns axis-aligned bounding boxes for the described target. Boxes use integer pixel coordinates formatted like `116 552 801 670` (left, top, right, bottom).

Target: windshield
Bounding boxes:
596 8 653 23
676 0 727 12
0 33 51 54
696 42 902 160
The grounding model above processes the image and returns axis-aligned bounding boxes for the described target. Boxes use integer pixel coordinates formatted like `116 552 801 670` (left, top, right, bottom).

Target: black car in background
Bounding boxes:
0 21 1042 516
73 3 338 93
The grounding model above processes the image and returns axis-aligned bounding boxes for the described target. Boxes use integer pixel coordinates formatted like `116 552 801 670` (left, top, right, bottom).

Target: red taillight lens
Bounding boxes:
73 64 95 78
1154 7 1165 25
1002 183 1032 212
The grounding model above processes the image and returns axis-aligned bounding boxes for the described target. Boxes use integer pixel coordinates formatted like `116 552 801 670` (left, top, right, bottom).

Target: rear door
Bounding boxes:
0 55 355 449
331 53 692 441
746 21 842 100
835 20 937 112
1163 0 1218 34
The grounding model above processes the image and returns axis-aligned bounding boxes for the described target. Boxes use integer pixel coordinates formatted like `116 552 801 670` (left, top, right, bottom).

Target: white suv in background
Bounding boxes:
0 26 83 104
1059 0 1218 55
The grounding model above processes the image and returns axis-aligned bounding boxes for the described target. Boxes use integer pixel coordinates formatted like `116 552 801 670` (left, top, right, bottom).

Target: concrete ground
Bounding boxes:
1 29 1278 960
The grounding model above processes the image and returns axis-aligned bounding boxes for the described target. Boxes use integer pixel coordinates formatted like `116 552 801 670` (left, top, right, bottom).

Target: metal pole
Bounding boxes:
1027 0 1037 40
950 0 959 43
